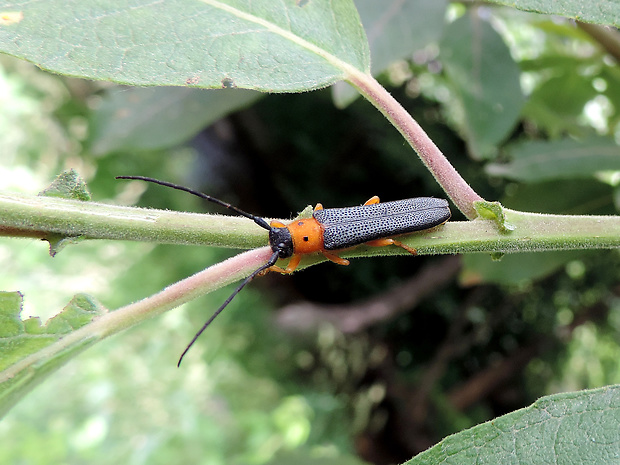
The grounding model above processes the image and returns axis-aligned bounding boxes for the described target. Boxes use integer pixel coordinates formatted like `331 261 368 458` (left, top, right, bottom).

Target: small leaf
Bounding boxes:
46 234 86 258
295 204 315 220
474 201 515 232
38 169 91 201
486 137 620 182
405 384 620 464
38 170 91 256
483 0 620 27
0 292 106 418
440 14 525 159
89 87 262 154
0 0 369 91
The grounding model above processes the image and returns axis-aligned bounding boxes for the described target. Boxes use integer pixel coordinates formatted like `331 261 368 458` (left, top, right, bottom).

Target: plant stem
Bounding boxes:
346 72 483 219
0 191 267 249
0 192 618 255
0 247 274 383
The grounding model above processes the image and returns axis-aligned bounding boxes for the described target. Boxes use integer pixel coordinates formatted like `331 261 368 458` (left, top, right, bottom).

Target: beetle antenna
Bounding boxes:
116 175 272 231
177 250 280 367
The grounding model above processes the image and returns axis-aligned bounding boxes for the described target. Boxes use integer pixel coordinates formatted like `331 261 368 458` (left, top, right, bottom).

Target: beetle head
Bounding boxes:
269 226 294 259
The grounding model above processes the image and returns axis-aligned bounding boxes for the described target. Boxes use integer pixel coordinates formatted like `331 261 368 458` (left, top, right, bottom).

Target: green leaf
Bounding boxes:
0 292 106 418
45 234 86 258
486 137 620 182
440 14 525 159
0 0 369 91
405 384 620 465
333 0 448 107
37 170 91 256
89 87 262 154
38 169 91 201
359 0 446 76
474 201 515 233
483 0 620 27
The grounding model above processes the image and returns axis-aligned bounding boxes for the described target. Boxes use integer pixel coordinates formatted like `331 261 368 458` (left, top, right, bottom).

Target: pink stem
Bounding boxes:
348 74 483 218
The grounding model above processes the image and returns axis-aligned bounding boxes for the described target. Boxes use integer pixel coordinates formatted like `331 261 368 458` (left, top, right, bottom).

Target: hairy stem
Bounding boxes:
0 192 618 255
0 247 274 383
346 72 483 218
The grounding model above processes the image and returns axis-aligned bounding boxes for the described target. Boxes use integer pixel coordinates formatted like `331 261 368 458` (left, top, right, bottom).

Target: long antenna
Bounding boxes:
177 250 280 367
116 175 281 366
116 175 272 230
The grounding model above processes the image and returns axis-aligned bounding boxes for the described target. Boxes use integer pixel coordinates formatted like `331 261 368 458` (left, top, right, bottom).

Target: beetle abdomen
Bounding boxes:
313 198 451 250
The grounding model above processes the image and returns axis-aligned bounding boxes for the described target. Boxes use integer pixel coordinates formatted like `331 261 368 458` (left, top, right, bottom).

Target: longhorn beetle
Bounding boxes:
116 176 451 366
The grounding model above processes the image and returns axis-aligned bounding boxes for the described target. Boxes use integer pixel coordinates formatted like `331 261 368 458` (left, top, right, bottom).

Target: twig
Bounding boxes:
276 256 461 333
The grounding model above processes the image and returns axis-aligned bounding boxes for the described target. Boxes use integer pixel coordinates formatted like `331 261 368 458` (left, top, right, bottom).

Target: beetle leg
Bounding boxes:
364 196 380 205
365 238 418 256
314 203 324 211
321 250 350 266
268 254 302 274
270 220 287 228
268 250 350 275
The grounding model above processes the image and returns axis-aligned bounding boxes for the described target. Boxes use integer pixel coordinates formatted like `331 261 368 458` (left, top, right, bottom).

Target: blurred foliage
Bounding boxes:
0 2 619 465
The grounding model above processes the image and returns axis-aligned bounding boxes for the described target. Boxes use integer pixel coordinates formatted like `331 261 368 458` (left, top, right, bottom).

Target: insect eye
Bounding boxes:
303 236 309 241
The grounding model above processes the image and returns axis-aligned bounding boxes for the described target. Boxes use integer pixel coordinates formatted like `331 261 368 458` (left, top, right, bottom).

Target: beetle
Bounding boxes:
116 176 451 365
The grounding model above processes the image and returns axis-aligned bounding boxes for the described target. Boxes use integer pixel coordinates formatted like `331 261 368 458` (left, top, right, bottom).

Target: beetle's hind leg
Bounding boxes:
365 238 418 256
322 250 350 266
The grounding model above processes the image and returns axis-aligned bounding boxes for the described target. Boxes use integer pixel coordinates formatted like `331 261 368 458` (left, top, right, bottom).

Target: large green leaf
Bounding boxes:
405 385 620 465
333 0 448 107
358 0 446 76
486 137 620 182
0 0 369 91
484 0 620 27
440 14 525 159
88 86 262 154
0 245 279 418
0 291 105 418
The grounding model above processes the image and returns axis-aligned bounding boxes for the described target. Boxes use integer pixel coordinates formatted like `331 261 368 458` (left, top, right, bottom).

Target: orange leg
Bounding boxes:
322 250 350 266
269 250 350 274
365 238 418 256
269 254 302 274
364 196 380 205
